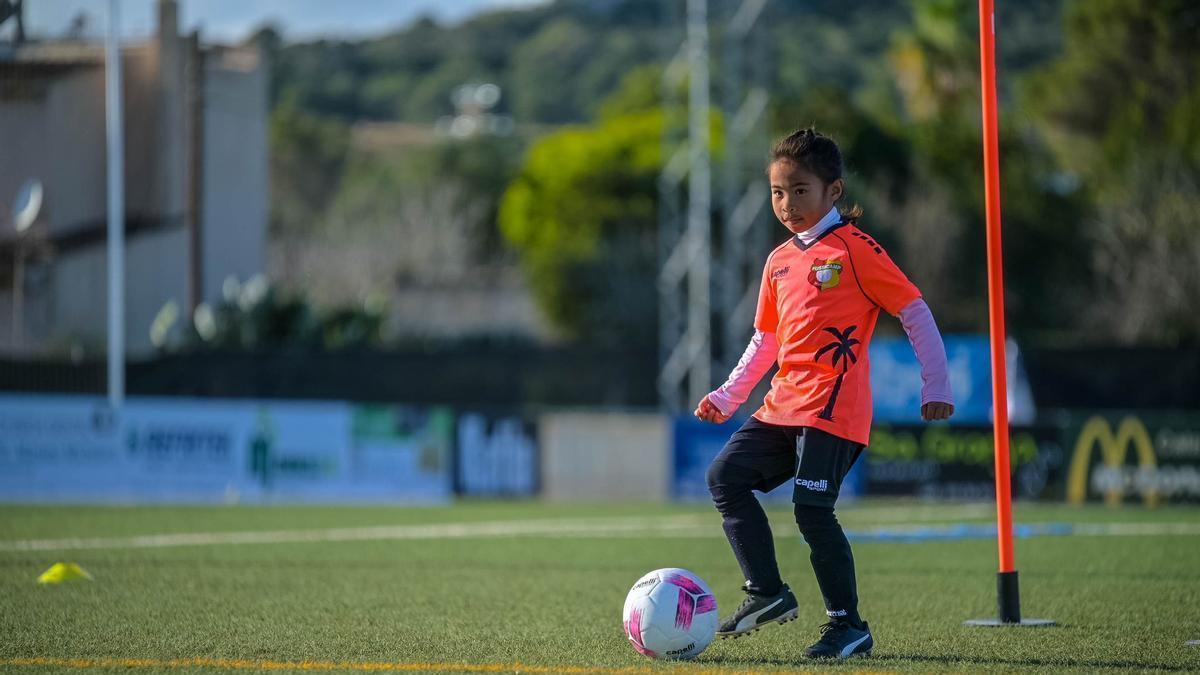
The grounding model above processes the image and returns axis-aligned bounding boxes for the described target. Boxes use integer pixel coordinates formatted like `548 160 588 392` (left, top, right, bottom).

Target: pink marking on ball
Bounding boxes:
625 607 656 657
675 588 696 630
664 573 705 596
695 594 717 614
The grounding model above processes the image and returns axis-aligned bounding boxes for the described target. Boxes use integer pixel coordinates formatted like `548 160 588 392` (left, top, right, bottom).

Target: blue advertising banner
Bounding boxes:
455 412 538 496
672 416 865 503
0 396 122 502
122 398 259 502
351 405 454 503
869 335 1035 425
0 395 453 504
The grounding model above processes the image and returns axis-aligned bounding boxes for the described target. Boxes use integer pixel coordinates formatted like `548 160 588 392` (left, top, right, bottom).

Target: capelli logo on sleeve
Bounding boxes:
772 266 791 279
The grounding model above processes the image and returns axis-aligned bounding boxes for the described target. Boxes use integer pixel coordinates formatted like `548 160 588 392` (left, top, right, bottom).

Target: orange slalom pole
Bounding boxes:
978 0 1020 623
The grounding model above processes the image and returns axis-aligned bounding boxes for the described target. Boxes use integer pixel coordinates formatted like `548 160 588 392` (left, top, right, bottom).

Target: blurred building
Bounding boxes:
0 0 267 357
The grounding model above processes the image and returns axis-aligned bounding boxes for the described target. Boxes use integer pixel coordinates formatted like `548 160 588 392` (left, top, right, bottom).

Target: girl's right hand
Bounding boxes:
921 401 955 421
694 395 732 424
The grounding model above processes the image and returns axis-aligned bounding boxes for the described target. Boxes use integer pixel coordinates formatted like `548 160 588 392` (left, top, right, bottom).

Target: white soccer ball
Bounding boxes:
622 568 718 660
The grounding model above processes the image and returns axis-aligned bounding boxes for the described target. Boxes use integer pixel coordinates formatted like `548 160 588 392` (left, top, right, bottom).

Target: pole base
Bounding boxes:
998 569 1021 622
964 570 1056 627
964 618 1056 627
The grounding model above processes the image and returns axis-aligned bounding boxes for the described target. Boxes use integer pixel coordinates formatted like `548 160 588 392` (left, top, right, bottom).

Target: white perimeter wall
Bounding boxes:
539 411 670 502
49 225 188 354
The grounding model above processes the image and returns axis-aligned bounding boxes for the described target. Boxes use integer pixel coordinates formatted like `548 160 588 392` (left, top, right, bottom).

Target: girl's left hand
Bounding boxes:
921 401 954 422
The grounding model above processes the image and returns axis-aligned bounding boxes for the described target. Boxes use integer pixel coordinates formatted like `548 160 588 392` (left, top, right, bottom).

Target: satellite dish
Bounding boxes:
13 179 43 233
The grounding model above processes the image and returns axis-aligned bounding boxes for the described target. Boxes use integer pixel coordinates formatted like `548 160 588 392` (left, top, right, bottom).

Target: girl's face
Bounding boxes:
769 158 843 235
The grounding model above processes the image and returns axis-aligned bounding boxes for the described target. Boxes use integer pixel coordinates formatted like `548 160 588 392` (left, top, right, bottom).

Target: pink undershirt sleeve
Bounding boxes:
898 298 953 405
706 330 779 416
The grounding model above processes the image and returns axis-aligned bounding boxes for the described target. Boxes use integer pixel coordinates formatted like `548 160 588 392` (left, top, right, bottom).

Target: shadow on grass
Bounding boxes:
701 652 1196 672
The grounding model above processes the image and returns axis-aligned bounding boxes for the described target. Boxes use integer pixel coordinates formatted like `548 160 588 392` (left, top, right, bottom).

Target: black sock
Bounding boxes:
707 459 783 596
795 503 861 626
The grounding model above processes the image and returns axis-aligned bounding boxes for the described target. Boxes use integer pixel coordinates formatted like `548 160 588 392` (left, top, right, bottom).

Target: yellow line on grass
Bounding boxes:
0 656 892 674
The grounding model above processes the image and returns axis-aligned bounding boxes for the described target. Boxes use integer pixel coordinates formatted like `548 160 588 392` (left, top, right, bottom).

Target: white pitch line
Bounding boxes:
1 516 1198 553
0 505 989 553
1071 522 1200 537
0 515 714 552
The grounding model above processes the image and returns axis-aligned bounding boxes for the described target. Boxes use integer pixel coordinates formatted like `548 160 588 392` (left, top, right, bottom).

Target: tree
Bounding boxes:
509 18 596 123
1024 0 1200 188
873 0 1089 338
269 103 350 236
498 110 664 344
1023 0 1200 344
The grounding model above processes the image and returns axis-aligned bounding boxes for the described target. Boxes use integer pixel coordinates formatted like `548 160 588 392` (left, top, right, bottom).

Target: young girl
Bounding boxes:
694 128 954 659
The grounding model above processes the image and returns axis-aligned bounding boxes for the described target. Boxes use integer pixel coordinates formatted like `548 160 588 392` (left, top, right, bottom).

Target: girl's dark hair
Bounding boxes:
769 128 863 219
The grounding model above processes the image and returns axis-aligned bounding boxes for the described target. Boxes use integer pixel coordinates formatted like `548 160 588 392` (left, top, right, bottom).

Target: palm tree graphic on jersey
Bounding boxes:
814 325 859 421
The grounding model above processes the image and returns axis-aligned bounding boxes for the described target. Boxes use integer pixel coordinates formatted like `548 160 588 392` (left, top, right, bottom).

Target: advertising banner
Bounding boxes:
672 416 866 503
122 398 255 502
351 405 453 502
0 396 122 501
0 395 453 504
117 398 357 503
864 424 1065 500
455 412 538 496
1061 412 1200 506
870 336 1036 425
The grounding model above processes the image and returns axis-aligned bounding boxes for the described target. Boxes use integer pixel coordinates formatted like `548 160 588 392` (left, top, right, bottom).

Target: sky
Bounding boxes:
25 0 551 43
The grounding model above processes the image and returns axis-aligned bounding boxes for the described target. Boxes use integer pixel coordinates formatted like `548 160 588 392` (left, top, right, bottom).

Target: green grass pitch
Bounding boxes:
2 500 1199 674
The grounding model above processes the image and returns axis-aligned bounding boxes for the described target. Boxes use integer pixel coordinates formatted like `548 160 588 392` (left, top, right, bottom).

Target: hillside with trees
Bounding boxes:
262 0 1199 351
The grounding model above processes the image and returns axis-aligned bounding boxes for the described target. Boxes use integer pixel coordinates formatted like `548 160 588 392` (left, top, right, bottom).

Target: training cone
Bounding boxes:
37 563 93 585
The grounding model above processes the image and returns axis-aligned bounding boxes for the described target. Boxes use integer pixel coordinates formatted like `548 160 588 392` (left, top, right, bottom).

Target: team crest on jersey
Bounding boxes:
808 259 843 291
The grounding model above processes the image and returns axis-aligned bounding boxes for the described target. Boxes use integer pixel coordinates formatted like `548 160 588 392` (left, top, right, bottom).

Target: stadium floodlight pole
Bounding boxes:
106 0 125 410
685 0 711 407
965 0 1053 629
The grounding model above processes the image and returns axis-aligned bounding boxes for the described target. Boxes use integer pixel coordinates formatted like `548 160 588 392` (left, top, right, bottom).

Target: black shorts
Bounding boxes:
713 417 864 507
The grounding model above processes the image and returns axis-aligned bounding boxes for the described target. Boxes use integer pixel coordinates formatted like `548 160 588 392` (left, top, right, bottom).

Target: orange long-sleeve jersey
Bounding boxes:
752 220 921 445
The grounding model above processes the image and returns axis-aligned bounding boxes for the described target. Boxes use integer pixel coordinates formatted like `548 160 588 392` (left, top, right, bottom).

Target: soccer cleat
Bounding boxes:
715 584 799 638
803 620 873 659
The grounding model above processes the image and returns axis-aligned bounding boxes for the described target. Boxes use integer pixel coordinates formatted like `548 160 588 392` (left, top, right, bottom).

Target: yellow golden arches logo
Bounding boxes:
1066 416 1158 507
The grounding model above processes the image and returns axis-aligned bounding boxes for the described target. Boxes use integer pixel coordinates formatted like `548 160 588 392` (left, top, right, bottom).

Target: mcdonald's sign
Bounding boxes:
1066 416 1159 506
